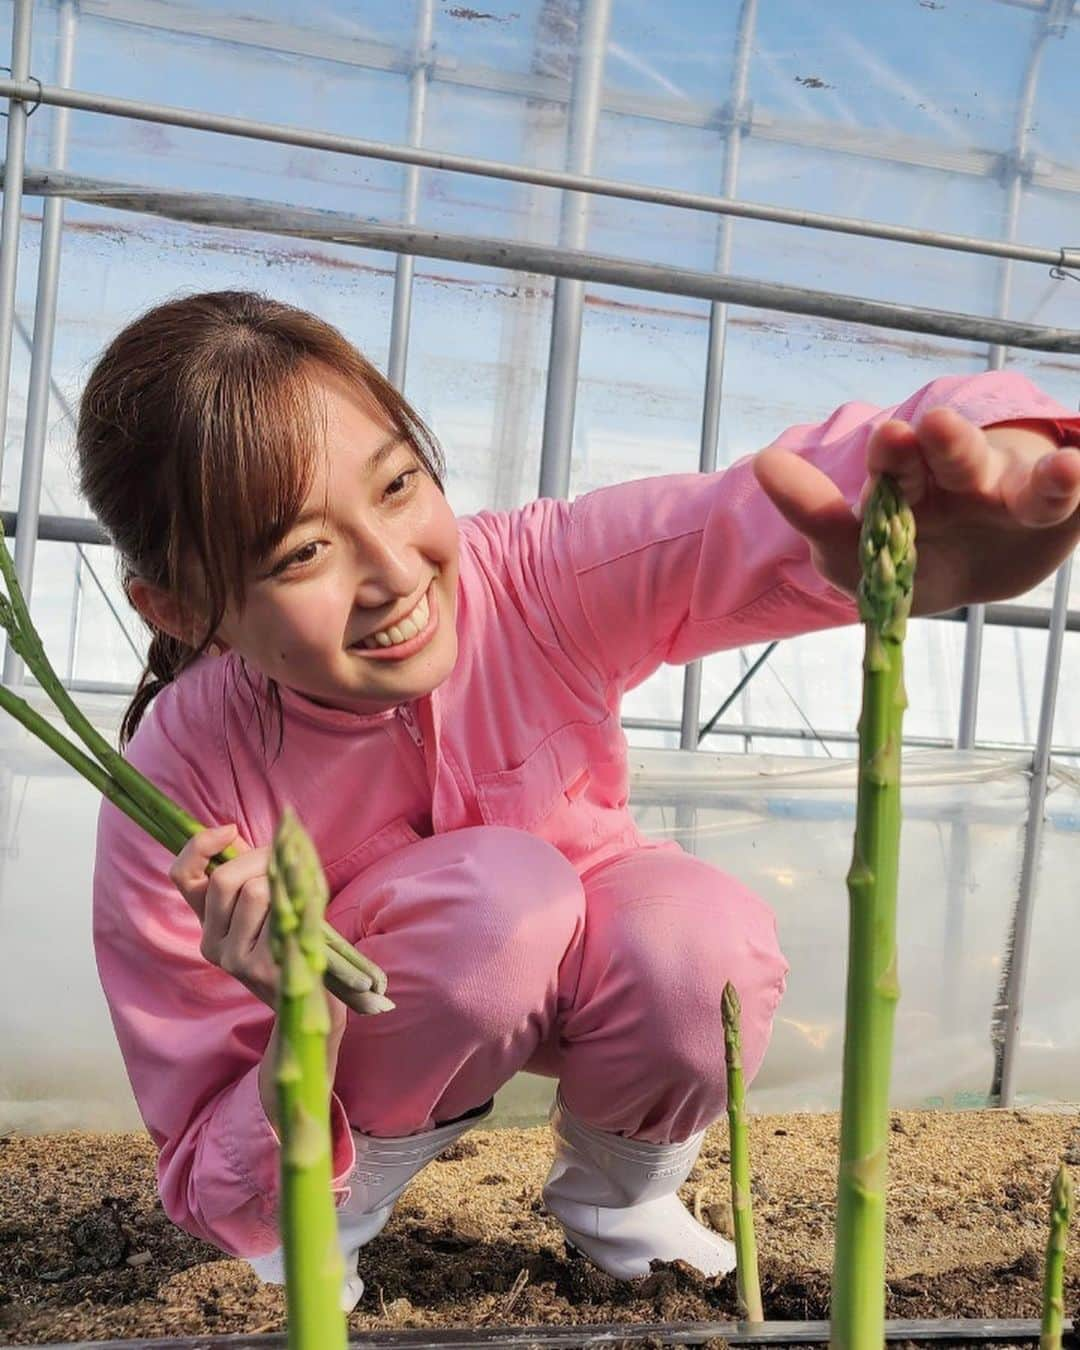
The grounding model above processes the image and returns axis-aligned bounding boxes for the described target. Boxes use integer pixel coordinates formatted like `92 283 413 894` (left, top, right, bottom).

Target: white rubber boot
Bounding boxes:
541 1092 735 1280
248 1099 493 1311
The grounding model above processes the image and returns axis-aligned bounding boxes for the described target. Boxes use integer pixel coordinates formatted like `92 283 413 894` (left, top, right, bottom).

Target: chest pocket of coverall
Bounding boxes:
474 712 627 834
322 815 425 894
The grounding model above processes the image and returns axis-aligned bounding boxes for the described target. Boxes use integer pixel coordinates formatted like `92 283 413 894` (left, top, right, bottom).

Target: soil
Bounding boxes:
1 1110 1079 1346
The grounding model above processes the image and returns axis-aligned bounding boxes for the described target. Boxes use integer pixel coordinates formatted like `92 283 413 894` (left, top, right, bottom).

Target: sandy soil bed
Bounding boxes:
1 1110 1079 1345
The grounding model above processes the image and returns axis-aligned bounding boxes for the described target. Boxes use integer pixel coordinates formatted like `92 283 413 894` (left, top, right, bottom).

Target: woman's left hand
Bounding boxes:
753 409 1080 615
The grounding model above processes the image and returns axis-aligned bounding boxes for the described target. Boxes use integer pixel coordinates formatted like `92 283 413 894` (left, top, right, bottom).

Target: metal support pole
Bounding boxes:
0 0 34 488
957 0 1068 740
66 547 83 680
11 170 1080 354
386 0 434 391
537 0 611 499
944 2 1069 1042
993 555 1073 1106
4 0 76 687
679 0 757 754
3 73 1080 269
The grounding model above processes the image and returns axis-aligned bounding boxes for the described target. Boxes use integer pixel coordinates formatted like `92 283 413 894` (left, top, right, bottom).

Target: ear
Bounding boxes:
127 577 207 647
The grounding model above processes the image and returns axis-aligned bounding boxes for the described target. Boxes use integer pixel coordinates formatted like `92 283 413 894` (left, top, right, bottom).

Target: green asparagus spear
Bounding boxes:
830 476 915 1350
1040 1163 1073 1350
721 981 764 1322
0 538 388 1009
269 809 348 1350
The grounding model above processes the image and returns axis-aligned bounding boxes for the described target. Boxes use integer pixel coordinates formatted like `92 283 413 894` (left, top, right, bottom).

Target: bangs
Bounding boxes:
172 351 323 617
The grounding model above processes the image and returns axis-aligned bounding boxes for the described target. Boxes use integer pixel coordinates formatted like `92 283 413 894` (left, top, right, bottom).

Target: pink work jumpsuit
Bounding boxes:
92 372 1080 1260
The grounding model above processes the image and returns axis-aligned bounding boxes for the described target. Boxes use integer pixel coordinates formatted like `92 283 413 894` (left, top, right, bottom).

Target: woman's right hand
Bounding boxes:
169 823 282 1009
169 823 348 1130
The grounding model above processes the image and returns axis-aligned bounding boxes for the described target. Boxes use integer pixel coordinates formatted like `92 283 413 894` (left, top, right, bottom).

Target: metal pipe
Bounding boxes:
1 76 1077 273
12 170 1080 354
959 1 1070 737
66 548 83 680
0 0 34 489
1 510 109 543
5 508 1078 637
386 0 433 391
680 0 757 753
956 614 985 748
537 0 612 499
4 0 77 687
994 555 1074 1106
982 0 1073 1104
987 0 1069 371
622 711 1080 760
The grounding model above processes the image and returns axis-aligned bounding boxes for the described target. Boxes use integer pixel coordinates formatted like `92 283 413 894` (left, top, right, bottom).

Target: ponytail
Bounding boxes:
120 629 196 748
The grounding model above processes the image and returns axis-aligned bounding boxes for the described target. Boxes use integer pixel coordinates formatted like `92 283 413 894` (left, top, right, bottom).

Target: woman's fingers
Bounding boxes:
219 898 279 1007
753 446 861 592
168 823 241 919
999 444 1080 528
753 446 855 535
864 420 929 506
199 847 272 953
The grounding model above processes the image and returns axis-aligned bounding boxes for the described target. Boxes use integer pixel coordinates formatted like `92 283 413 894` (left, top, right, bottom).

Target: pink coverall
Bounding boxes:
92 373 1080 1261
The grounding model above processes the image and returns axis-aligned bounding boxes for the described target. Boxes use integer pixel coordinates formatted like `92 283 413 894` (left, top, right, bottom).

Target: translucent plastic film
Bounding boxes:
2 705 1077 1131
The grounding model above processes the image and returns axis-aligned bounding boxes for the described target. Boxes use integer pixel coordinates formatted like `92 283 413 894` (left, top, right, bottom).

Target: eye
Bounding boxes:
385 468 419 499
270 540 322 577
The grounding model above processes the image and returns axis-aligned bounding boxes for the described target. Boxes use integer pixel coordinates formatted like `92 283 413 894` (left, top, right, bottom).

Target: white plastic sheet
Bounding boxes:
2 702 1077 1131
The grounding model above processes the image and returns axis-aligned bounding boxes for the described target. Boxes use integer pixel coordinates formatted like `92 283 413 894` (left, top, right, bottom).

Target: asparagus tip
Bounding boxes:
1051 1162 1073 1223
857 474 916 636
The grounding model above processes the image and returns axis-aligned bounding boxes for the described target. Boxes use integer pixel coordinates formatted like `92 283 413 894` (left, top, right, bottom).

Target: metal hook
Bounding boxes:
0 71 43 119
1050 247 1080 283
24 75 43 117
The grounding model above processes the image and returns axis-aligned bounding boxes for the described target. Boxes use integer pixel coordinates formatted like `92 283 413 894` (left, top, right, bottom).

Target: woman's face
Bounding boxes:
216 367 460 715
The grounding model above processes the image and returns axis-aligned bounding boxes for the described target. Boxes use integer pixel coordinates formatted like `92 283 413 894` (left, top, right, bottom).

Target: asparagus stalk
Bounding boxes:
829 475 915 1350
269 808 348 1350
0 540 388 1009
1040 1163 1073 1350
721 981 764 1322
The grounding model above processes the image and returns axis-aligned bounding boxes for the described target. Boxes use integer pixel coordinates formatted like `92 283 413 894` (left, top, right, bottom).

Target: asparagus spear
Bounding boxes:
269 809 348 1350
829 476 915 1350
0 539 388 1010
721 981 764 1322
1040 1163 1073 1350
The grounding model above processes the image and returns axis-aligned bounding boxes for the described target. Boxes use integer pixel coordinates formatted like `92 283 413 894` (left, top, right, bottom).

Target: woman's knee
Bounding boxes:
403 827 586 1035
581 871 788 1086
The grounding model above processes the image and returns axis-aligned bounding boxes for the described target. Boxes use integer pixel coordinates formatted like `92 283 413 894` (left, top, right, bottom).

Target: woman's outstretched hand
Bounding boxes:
753 410 1080 615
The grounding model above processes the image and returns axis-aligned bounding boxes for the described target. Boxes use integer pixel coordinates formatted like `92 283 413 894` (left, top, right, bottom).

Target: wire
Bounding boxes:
697 641 779 745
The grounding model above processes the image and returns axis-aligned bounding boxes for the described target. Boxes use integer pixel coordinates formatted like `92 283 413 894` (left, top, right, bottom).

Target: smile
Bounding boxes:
351 584 438 661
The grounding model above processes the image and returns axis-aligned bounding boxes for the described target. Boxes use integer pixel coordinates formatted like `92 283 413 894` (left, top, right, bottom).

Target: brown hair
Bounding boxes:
76 290 445 749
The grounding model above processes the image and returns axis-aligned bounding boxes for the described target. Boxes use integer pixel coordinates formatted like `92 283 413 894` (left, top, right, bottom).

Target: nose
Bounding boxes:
350 524 421 607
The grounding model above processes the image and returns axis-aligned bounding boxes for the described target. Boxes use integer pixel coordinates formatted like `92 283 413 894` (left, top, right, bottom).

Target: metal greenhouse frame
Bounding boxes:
0 0 1077 1106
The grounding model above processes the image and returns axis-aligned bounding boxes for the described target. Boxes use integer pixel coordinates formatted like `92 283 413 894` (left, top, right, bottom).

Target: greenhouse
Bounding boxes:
0 0 1078 1346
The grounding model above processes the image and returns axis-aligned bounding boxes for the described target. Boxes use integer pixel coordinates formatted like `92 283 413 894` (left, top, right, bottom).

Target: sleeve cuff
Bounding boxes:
214 1062 357 1211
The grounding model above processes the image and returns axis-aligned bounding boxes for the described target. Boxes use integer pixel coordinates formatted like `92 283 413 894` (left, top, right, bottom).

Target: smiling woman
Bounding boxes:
70 287 1080 1317
172 365 462 718
76 291 449 745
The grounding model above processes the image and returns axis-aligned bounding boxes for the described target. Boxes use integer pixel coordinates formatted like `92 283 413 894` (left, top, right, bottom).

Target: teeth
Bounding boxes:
361 592 431 651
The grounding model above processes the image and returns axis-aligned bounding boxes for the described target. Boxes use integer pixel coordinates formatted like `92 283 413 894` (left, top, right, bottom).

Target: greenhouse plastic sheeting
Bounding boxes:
0 0 1078 766
2 698 1078 1133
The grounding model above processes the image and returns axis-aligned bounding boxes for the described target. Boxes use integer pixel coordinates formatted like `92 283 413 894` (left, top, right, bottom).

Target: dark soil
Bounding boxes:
1 1110 1079 1345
